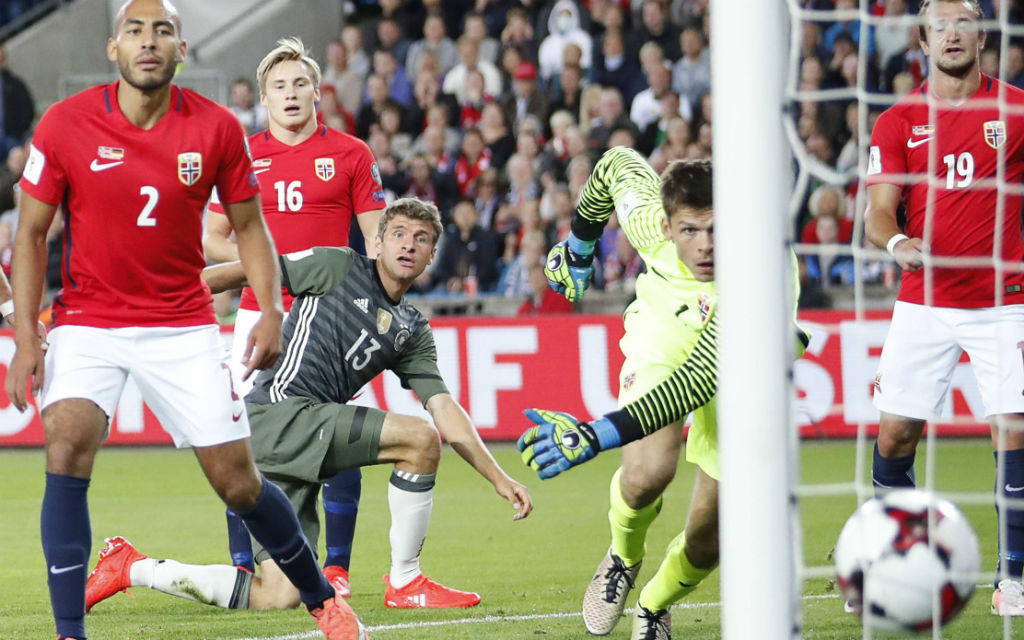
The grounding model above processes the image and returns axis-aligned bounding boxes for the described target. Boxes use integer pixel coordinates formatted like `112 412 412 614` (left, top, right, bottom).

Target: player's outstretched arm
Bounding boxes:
201 261 248 294
425 393 533 520
356 209 383 259
864 183 922 272
6 192 57 411
518 315 720 479
224 195 283 379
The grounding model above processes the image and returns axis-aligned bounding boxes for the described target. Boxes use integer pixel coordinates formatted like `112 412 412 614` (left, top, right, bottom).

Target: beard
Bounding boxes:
935 53 976 79
118 55 177 92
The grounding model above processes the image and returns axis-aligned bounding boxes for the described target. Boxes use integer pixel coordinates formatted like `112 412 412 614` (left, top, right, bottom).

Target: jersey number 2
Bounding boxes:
137 186 159 227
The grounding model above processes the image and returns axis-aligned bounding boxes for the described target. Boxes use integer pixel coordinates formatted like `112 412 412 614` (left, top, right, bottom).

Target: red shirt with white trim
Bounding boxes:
867 75 1024 308
208 125 383 311
19 81 258 327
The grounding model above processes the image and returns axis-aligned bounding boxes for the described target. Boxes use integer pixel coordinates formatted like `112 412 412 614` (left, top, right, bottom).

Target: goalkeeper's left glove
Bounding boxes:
517 409 621 479
544 235 595 303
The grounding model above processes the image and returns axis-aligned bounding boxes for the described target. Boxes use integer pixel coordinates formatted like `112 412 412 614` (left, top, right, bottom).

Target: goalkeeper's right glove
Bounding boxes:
517 409 621 479
544 239 594 303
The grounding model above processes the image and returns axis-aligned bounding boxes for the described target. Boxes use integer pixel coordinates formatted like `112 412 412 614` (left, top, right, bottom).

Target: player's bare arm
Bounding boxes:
6 191 58 411
202 209 240 262
223 195 283 379
864 182 923 272
425 393 533 520
357 209 384 259
201 261 248 294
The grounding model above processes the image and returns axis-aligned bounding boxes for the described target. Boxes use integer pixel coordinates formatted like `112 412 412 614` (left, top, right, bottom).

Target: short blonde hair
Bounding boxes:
256 37 322 93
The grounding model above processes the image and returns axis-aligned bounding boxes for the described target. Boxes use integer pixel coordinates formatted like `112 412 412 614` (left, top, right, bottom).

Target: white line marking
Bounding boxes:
230 594 844 640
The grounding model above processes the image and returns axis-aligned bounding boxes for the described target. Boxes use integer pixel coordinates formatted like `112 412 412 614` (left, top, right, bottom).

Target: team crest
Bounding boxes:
177 152 202 186
984 121 1007 149
623 372 636 390
395 328 411 350
315 158 335 181
698 293 714 324
376 309 393 334
97 146 124 160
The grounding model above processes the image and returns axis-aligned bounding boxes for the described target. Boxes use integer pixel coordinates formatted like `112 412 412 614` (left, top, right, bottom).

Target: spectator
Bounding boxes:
458 69 492 130
823 0 873 53
378 102 412 159
356 74 392 139
499 8 537 61
803 209 855 286
545 110 576 166
648 115 691 173
638 41 667 77
410 123 453 169
0 143 25 215
538 0 593 83
424 103 463 157
823 30 858 89
227 77 267 134
672 26 711 113
578 84 605 139
317 85 356 136
367 129 403 197
566 154 593 202
799 20 827 66
405 13 458 81
594 32 645 107
404 153 443 210
603 226 644 290
594 3 642 69
341 23 371 79
474 168 502 229
454 128 491 197
322 40 365 116
480 102 516 170
637 90 681 156
630 62 676 132
546 63 584 129
503 230 547 297
408 70 459 137
444 35 503 104
505 153 541 206
982 48 1000 79
633 0 682 62
0 43 33 156
464 12 500 66
875 0 914 71
373 48 414 108
835 102 859 175
1008 45 1024 90
432 199 501 294
588 87 635 154
373 15 411 69
499 61 549 128
517 262 574 314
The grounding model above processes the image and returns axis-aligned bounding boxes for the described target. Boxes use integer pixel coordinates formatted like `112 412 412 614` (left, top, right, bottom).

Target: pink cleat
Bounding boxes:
85 536 147 612
383 573 481 608
324 565 352 598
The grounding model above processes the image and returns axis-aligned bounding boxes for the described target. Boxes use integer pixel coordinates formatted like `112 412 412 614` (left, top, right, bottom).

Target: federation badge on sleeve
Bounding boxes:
315 158 335 181
984 121 1006 149
177 152 202 186
698 292 714 325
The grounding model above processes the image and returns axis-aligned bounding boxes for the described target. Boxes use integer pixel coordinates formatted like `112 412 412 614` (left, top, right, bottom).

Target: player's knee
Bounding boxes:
250 578 301 610
684 521 719 568
407 418 441 472
213 477 263 513
877 417 925 455
620 462 675 504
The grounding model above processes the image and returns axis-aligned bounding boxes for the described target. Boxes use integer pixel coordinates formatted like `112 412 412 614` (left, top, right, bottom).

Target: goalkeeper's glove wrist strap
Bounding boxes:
586 417 622 451
567 232 596 259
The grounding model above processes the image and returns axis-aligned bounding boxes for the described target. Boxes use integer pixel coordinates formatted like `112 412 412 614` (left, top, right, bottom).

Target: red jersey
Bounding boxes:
209 125 383 311
19 82 258 327
867 75 1024 308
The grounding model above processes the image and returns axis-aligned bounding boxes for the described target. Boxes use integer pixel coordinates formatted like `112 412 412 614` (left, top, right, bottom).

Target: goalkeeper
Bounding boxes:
520 147 806 640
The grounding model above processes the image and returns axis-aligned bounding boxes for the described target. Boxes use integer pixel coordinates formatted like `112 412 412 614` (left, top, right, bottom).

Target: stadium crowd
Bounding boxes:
2 0 1022 314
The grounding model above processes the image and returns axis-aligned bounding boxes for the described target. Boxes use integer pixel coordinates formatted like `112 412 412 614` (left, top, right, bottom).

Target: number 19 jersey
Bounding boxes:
19 81 259 327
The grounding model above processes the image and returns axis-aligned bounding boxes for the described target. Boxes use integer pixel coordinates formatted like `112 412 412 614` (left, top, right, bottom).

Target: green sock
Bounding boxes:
608 468 663 567
637 532 713 612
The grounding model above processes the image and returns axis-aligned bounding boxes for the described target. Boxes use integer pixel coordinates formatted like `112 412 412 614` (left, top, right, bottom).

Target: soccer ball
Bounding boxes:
834 489 979 633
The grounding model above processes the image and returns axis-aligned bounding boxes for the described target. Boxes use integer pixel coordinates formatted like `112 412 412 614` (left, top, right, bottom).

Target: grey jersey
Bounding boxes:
247 247 448 406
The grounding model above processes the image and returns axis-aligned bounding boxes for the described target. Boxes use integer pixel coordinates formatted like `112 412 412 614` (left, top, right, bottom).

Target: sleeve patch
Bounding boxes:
615 190 640 226
867 145 881 175
23 144 45 185
285 249 315 261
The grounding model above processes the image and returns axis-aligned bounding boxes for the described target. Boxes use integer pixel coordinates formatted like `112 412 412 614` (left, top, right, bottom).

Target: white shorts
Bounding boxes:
229 307 261 397
873 301 1024 420
42 324 250 448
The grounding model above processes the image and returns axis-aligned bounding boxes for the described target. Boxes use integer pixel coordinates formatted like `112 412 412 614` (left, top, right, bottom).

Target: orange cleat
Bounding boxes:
85 536 147 612
309 592 369 640
383 573 481 608
324 565 351 598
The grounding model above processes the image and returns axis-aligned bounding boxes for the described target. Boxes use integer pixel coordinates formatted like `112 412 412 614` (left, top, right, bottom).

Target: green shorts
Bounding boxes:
245 397 385 563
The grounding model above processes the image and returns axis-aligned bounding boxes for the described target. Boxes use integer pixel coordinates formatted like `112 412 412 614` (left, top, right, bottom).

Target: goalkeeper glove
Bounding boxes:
517 408 621 479
544 239 594 303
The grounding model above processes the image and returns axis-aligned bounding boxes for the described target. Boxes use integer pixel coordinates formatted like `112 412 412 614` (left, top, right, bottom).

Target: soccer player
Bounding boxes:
85 198 533 613
519 147 805 640
204 37 384 597
6 2 363 639
864 0 1024 616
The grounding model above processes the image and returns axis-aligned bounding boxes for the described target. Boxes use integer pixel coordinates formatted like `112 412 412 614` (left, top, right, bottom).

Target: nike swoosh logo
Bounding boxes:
906 137 933 148
90 159 124 171
232 407 244 422
50 563 84 575
1006 484 1024 492
253 168 270 174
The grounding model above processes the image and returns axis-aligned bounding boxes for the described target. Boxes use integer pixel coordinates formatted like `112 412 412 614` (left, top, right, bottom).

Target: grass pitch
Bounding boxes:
0 440 1020 639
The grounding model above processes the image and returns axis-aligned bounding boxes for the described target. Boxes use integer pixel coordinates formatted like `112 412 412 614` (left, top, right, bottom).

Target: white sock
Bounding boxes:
130 558 250 608
387 469 436 589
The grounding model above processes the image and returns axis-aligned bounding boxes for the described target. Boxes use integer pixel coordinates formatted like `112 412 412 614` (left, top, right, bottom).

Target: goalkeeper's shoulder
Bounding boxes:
594 146 660 184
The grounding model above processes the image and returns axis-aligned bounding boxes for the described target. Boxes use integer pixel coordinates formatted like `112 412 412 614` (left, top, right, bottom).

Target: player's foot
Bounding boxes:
582 548 641 635
382 573 481 608
85 535 147 612
324 565 352 598
992 579 1024 616
631 605 671 640
843 599 860 614
309 592 369 640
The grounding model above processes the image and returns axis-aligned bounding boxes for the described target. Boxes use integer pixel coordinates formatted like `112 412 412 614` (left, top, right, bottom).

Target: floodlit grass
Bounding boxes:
0 440 1020 639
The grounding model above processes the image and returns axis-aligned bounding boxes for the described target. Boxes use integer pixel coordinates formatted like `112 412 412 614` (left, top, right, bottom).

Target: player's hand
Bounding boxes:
518 408 600 479
493 475 533 520
242 309 283 381
544 241 594 302
5 337 45 412
892 236 924 273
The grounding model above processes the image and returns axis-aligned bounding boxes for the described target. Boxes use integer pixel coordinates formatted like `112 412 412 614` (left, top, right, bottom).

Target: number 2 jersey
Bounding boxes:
208 125 384 313
246 247 448 406
867 74 1024 308
19 81 259 328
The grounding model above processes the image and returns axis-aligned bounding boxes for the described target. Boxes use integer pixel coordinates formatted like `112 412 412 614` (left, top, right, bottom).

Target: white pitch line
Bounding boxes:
230 594 843 640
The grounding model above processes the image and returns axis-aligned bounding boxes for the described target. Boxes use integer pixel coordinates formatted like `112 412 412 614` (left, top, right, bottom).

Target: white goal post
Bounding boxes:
712 2 799 639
